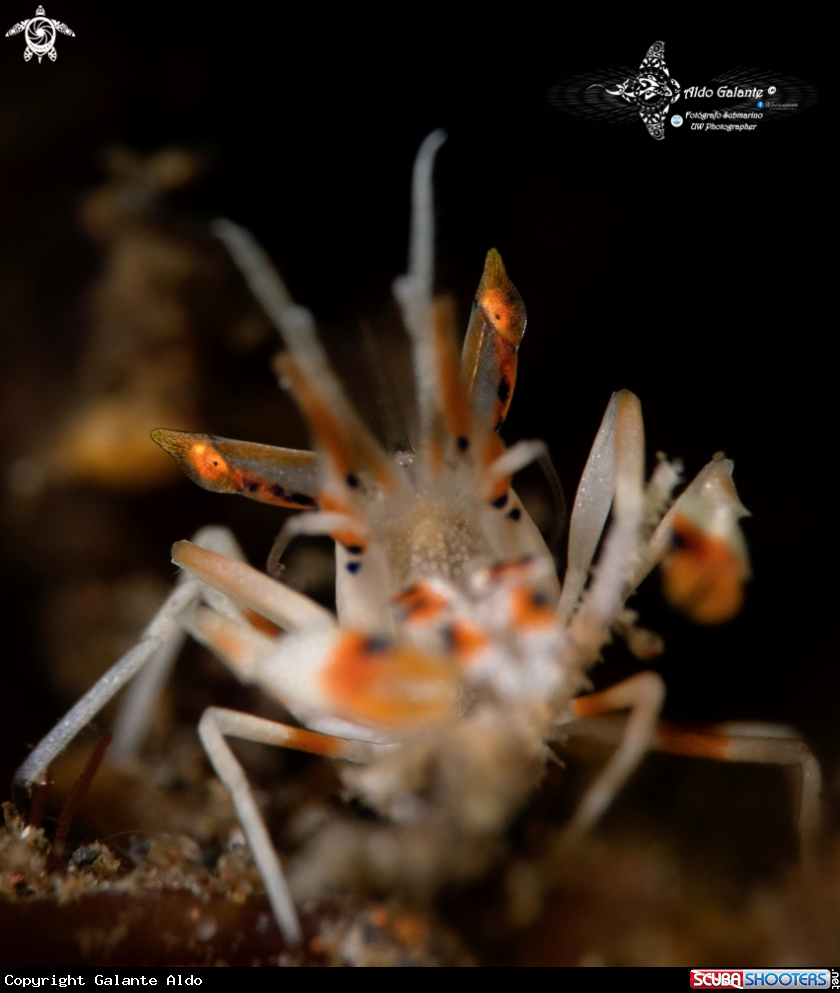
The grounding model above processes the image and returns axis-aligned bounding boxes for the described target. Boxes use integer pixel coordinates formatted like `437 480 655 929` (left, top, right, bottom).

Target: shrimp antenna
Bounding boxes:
408 129 447 300
393 130 447 448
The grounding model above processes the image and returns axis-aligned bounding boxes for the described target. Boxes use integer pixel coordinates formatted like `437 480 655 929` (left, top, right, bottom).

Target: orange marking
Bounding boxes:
427 435 445 480
276 355 355 480
334 530 366 553
321 632 458 730
319 492 348 513
186 441 233 487
432 296 472 443
489 473 511 503
478 251 526 429
153 429 320 508
477 250 526 350
510 586 555 629
486 556 536 583
655 725 731 761
276 354 395 494
570 692 612 719
462 250 526 433
482 432 506 467
209 625 253 670
392 582 450 622
481 287 519 342
491 344 518 429
152 429 238 492
243 608 281 638
317 495 367 551
276 725 345 758
662 514 746 625
448 620 489 665
482 432 510 502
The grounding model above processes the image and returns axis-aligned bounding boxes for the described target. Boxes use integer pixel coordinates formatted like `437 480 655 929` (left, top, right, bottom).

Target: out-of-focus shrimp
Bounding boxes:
16 132 819 949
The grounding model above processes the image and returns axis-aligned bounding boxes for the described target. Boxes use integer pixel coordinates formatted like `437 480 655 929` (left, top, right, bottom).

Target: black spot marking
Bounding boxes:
346 561 362 574
531 591 550 607
346 544 364 555
497 378 511 404
364 636 391 654
292 491 316 506
507 507 522 521
346 474 359 489
247 481 259 493
495 313 502 321
491 493 508 509
269 483 317 507
671 531 687 550
456 436 469 452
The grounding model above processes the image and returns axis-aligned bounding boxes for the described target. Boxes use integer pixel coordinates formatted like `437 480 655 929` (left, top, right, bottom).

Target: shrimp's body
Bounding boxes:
15 133 781 949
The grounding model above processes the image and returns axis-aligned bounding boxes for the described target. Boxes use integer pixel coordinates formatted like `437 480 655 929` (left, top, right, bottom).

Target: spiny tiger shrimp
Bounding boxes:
14 131 822 947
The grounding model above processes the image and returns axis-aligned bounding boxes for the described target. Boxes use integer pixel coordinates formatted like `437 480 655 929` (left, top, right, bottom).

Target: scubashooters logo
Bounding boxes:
547 43 819 142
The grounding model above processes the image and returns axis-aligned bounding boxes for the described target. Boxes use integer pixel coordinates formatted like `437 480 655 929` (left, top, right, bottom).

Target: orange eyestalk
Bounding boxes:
152 429 321 509
461 249 527 433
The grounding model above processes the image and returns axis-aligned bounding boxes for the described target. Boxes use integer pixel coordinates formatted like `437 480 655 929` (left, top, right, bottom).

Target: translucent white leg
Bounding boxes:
110 628 188 764
660 721 822 858
563 392 645 666
564 714 823 858
14 576 202 791
254 510 363 589
111 526 250 763
173 539 335 633
558 392 619 620
563 671 666 835
485 440 548 486
197 706 381 945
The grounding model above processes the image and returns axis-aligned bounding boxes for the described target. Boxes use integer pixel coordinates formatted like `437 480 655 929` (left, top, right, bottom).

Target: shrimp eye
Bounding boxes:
189 442 233 486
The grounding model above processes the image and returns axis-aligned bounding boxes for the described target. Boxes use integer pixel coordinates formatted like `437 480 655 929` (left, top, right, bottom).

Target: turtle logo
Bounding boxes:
5 5 75 63
598 41 681 140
